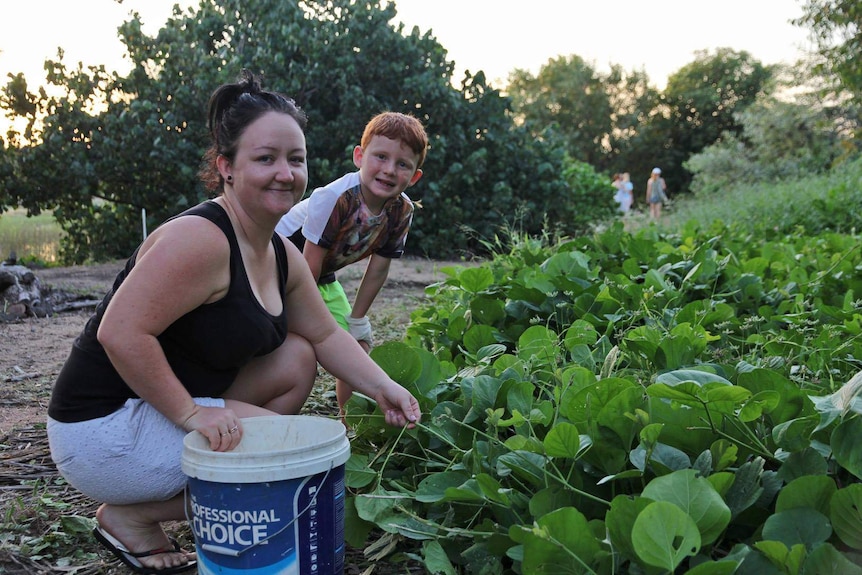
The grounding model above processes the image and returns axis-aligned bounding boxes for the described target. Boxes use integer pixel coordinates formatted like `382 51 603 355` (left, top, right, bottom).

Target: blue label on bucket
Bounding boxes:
188 466 345 575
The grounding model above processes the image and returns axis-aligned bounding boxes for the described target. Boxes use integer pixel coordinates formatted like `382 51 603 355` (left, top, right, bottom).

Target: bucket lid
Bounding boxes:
181 415 350 483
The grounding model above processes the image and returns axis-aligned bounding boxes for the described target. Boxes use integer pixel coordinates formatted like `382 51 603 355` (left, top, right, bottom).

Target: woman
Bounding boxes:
646 167 667 219
46 70 420 574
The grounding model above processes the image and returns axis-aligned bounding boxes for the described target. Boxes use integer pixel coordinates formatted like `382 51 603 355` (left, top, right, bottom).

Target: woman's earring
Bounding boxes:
226 175 233 182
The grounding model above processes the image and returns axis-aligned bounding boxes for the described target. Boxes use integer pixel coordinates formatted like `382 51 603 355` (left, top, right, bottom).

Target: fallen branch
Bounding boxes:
4 371 41 383
51 299 101 313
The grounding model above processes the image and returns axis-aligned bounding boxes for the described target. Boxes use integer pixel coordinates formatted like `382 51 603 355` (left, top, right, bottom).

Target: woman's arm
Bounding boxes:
97 216 241 444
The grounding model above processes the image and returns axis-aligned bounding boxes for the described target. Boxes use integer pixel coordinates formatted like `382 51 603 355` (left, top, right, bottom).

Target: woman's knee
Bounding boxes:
226 333 318 405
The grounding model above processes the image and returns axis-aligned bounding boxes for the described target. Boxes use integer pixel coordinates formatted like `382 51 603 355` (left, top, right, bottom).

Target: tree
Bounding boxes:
794 1 862 101
685 96 845 195
653 48 773 194
507 55 612 169
2 0 608 262
684 61 854 195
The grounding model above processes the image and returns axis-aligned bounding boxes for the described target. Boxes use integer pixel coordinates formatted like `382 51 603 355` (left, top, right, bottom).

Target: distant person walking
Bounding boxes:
612 173 625 211
620 172 634 214
646 167 667 220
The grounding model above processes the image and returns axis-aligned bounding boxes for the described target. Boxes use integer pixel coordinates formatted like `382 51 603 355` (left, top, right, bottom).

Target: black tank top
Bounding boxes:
48 201 289 422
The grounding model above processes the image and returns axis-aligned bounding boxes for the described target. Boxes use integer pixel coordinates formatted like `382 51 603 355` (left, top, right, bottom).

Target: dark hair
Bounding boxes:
199 70 307 192
360 112 429 169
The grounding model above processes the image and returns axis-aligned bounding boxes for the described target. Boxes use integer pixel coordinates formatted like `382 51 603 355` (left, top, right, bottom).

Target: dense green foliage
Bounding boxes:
0 0 628 264
795 0 862 103
662 155 862 239
345 211 862 573
508 49 775 196
2 1 859 263
652 48 774 195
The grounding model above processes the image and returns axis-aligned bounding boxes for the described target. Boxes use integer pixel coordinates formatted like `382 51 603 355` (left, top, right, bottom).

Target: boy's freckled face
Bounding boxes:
353 135 422 207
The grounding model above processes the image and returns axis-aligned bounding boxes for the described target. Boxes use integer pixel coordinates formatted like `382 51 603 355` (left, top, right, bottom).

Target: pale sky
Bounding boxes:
1 0 813 120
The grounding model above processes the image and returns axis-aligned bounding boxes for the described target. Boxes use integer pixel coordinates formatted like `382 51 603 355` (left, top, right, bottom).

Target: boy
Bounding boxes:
276 111 428 413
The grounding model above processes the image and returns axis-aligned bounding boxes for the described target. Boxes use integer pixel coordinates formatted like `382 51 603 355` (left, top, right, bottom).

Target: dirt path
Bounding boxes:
0 256 466 434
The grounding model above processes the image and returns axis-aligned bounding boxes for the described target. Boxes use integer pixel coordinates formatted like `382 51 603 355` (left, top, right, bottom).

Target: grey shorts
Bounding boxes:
47 397 224 505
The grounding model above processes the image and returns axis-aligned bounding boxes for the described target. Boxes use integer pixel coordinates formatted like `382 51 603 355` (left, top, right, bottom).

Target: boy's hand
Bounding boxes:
347 315 374 345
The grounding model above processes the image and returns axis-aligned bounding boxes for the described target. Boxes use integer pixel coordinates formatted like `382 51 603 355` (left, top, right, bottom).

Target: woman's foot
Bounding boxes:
95 504 195 573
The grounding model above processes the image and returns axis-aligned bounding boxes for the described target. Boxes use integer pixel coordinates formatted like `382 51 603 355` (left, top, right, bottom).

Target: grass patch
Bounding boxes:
0 209 63 265
656 156 862 236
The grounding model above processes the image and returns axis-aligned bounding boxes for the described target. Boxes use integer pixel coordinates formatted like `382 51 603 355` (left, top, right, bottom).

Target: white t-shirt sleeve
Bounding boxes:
275 199 309 237
302 172 362 244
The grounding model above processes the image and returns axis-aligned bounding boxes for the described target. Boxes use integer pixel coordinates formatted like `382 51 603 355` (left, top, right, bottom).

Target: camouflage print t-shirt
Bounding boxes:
275 172 414 278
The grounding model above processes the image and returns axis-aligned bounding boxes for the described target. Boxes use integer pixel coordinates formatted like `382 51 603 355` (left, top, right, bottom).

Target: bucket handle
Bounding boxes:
185 463 334 557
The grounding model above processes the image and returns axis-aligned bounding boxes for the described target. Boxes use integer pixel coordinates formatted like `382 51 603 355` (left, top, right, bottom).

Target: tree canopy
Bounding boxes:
795 0 862 100
3 0 604 262
1 0 859 263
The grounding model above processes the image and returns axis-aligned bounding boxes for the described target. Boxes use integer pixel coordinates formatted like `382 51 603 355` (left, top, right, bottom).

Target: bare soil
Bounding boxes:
0 256 465 574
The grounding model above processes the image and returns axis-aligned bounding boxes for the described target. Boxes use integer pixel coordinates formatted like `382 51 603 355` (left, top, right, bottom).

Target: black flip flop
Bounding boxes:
92 525 197 575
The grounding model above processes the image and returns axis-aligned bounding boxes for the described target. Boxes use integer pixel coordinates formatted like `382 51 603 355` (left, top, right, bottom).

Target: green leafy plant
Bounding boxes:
343 221 862 573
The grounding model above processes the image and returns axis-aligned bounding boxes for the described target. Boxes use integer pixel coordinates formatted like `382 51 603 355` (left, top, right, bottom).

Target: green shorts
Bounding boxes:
318 280 351 331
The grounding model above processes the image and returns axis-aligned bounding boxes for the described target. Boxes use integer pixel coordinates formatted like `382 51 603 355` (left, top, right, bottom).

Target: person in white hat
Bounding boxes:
646 167 667 219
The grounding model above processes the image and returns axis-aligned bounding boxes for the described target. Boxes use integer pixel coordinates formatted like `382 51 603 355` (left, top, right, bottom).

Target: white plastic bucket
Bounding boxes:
182 415 351 575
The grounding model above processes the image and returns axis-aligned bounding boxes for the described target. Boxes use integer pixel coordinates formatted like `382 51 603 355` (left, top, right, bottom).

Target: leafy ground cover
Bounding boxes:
342 220 862 574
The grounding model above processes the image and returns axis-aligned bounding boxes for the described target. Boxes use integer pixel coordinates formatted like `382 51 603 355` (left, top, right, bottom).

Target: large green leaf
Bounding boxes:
496 451 548 487
517 325 559 364
776 447 828 482
738 390 782 422
343 496 373 548
463 324 498 353
457 266 495 293
371 341 423 384
632 501 701 570
469 294 507 325
724 458 766 518
623 325 661 363
737 368 808 424
761 507 832 548
655 369 733 388
641 469 731 545
605 495 652 563
803 543 862 575
831 417 862 479
775 475 836 516
543 422 592 459
529 485 579 519
656 323 714 369
345 454 377 488
563 319 599 348
752 541 806 574
464 375 503 423
415 471 471 503
647 396 715 455
510 507 603 574
630 442 692 474
422 540 457 575
772 416 818 452
830 484 862 550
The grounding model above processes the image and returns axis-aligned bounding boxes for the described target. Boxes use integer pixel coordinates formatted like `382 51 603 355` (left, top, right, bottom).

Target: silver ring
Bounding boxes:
219 431 229 436
229 426 239 434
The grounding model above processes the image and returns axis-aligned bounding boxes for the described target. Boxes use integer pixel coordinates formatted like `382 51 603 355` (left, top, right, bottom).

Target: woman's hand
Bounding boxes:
372 382 421 428
183 405 244 451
